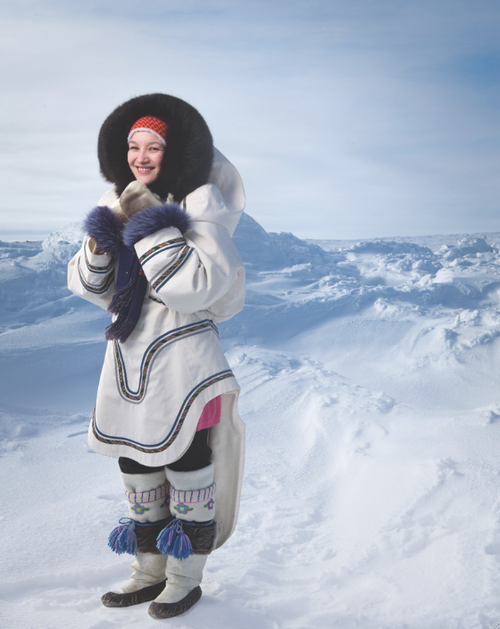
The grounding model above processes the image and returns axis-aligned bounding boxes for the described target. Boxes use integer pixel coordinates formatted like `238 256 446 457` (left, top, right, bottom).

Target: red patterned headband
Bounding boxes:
128 116 168 145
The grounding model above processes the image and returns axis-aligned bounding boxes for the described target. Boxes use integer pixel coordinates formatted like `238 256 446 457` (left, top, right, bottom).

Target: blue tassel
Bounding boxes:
108 518 138 555
156 519 193 559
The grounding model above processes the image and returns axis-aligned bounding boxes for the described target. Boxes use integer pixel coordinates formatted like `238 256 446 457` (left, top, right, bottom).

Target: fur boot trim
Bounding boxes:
136 517 174 553
123 204 192 247
157 519 217 557
108 517 172 555
84 206 124 257
98 93 213 202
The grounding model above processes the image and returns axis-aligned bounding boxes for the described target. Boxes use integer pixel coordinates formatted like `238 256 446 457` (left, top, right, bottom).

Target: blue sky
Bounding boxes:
0 0 499 241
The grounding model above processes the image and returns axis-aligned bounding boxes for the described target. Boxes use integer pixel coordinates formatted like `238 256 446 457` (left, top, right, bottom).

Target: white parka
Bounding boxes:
68 149 246 546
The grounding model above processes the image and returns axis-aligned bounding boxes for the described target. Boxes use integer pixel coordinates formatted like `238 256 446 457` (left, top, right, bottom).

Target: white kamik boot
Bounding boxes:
102 470 172 608
148 463 217 619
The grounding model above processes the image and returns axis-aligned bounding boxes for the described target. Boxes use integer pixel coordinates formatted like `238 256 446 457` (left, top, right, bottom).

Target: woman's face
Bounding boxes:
127 131 165 185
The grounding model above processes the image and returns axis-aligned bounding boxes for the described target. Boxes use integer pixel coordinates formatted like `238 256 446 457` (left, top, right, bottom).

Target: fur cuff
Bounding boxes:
123 204 192 248
84 206 124 257
156 519 217 558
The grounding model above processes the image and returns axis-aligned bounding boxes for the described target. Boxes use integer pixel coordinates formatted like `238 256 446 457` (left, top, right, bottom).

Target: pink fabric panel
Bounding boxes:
196 395 222 431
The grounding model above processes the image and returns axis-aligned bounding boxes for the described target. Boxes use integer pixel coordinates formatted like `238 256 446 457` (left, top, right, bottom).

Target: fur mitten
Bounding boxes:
120 181 162 219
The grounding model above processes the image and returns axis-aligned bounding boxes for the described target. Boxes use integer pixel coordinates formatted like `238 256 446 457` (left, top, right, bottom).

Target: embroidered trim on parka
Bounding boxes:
114 319 219 403
91 369 234 453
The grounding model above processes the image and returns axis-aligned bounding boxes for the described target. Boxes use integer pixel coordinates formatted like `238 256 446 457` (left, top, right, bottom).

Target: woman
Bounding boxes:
68 93 246 619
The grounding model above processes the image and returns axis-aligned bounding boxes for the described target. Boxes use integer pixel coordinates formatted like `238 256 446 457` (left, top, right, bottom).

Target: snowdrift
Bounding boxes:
1 214 500 628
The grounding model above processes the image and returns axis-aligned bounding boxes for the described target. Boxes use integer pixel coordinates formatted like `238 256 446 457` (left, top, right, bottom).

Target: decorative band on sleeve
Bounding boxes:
84 247 113 274
151 245 193 291
78 259 114 294
139 237 185 265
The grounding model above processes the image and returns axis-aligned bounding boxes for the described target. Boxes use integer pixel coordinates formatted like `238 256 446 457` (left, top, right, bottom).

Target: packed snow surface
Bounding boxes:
2 214 500 628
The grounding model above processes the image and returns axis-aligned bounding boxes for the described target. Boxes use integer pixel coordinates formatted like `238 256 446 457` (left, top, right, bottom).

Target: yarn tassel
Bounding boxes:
108 518 138 555
156 519 193 559
105 315 137 343
107 275 137 314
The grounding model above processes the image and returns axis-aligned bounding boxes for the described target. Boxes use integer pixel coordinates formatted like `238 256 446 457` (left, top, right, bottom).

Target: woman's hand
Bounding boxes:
120 181 162 219
88 238 106 255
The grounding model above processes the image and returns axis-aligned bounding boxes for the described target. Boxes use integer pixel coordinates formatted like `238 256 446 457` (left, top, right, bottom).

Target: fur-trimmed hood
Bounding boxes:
98 93 214 202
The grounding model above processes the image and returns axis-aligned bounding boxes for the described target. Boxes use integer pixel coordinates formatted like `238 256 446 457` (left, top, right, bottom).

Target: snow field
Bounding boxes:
2 215 500 627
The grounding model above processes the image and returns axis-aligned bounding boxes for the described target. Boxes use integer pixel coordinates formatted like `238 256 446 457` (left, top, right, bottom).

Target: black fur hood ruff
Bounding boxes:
98 93 214 203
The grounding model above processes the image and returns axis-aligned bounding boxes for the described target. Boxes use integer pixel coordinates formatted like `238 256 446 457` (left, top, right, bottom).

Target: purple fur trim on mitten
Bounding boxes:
84 206 124 257
123 204 192 247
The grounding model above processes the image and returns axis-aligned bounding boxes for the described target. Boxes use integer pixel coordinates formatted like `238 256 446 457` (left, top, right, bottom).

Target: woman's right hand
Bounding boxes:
119 181 162 219
88 238 106 255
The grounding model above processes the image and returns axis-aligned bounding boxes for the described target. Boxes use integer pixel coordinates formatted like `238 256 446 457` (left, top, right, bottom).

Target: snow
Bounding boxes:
2 214 500 628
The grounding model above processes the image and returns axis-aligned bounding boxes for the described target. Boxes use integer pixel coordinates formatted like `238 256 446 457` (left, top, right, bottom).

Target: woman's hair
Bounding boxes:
98 93 214 202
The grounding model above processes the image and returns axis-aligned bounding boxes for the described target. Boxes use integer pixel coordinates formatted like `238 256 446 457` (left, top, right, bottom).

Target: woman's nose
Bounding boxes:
138 149 149 162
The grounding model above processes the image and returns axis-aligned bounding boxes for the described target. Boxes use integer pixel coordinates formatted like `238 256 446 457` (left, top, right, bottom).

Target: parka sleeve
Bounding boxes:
67 237 116 310
133 221 245 317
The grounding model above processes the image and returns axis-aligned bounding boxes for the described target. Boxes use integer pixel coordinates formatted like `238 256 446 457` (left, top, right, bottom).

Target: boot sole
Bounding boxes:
101 579 167 607
148 585 202 618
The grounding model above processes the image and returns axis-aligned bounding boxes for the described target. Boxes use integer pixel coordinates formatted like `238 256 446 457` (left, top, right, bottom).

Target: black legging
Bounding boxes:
118 429 212 475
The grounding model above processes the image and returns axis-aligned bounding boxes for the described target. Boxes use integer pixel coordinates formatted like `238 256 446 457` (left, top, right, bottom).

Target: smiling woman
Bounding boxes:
67 93 247 619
